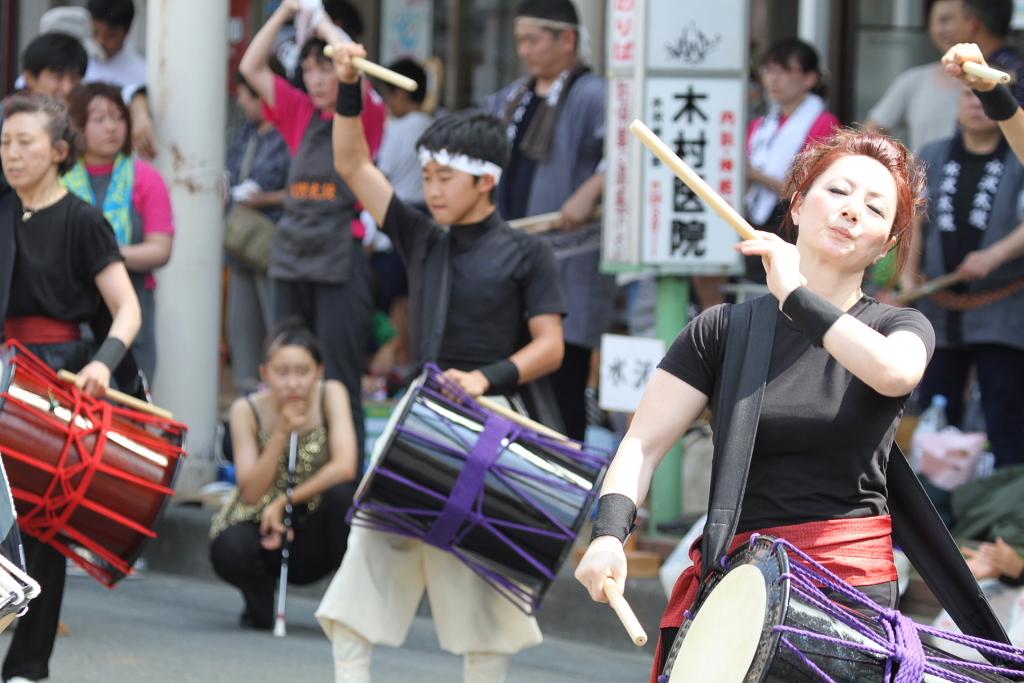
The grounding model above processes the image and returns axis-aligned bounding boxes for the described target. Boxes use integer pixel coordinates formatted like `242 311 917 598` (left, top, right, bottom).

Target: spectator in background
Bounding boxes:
376 58 431 209
64 83 175 386
366 58 432 382
907 86 1024 469
959 0 1024 103
742 38 840 283
239 0 387 463
484 0 611 441
864 0 964 152
210 322 358 631
225 71 291 394
85 0 145 92
19 33 89 102
85 0 158 159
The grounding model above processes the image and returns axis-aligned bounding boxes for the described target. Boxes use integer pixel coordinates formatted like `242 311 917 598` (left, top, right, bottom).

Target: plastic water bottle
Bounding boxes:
910 395 948 471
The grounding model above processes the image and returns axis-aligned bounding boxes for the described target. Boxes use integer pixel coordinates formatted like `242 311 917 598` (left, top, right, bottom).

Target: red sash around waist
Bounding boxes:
5 316 82 345
650 515 898 683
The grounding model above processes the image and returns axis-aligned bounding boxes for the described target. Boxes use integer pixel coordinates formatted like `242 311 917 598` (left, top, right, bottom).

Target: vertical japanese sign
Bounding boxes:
641 78 744 270
641 0 746 274
602 0 644 269
602 0 747 275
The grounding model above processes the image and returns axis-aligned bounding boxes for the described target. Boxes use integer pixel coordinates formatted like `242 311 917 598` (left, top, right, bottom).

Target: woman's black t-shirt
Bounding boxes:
8 193 123 322
658 296 936 532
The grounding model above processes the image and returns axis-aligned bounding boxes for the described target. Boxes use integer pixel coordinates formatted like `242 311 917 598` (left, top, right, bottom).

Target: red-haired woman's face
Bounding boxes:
790 154 897 272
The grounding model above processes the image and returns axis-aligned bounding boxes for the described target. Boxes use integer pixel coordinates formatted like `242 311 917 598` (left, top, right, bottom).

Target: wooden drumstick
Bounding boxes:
57 369 174 419
603 577 648 646
894 271 966 305
508 208 603 234
963 62 1012 84
477 396 569 442
322 46 419 92
629 119 760 242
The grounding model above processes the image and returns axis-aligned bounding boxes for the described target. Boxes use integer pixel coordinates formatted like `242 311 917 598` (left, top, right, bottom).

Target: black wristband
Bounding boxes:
92 337 127 371
974 83 1019 121
780 286 843 347
336 80 363 117
478 359 519 394
590 493 638 543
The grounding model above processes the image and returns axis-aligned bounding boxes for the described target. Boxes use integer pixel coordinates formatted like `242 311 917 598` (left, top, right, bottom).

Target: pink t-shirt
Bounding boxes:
262 75 386 239
85 158 174 290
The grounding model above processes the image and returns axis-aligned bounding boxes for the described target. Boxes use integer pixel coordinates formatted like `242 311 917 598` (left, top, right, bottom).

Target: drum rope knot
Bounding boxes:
878 608 926 682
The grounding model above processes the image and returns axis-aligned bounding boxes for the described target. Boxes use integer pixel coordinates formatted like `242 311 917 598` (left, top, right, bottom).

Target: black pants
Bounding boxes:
656 579 898 676
548 343 592 441
273 248 373 464
4 340 91 681
918 344 1024 468
209 482 356 627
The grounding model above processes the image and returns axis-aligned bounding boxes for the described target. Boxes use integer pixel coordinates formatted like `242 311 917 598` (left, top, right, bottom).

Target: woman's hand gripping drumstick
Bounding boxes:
628 119 807 300
576 536 647 646
324 44 418 92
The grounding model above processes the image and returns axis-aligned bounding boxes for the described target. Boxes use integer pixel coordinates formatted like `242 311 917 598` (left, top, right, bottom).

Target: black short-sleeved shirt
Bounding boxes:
658 297 936 532
381 195 565 370
8 193 123 321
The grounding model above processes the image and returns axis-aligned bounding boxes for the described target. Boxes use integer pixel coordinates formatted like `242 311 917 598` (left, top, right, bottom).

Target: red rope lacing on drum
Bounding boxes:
0 340 186 586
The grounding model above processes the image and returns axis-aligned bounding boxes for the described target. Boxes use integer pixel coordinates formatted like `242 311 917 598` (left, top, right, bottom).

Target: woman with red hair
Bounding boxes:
575 129 935 679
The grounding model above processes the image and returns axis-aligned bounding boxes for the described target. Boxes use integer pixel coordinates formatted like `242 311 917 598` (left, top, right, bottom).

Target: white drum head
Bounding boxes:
669 564 768 683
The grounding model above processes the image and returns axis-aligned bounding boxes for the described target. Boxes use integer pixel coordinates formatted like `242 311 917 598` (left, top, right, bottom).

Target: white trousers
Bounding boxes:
316 526 542 656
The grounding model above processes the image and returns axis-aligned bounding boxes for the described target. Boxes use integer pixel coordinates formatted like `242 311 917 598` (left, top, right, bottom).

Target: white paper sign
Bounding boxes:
641 77 745 273
646 0 745 71
599 334 666 413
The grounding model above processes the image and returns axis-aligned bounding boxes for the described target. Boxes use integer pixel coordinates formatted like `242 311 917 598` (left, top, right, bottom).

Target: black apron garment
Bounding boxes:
269 115 357 284
703 294 1010 654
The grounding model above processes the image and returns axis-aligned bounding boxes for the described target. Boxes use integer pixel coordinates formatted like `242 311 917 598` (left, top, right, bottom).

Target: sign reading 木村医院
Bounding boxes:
601 0 747 275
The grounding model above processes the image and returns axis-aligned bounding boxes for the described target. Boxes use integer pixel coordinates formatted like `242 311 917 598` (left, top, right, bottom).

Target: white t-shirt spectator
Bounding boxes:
85 43 147 101
867 62 960 153
377 111 432 206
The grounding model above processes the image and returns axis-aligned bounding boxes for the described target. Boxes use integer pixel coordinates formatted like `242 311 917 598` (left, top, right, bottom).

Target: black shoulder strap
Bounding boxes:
701 295 777 576
888 441 1011 649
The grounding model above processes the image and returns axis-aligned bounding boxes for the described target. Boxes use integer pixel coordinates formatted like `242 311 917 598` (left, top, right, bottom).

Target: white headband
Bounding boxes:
513 17 592 65
417 147 503 183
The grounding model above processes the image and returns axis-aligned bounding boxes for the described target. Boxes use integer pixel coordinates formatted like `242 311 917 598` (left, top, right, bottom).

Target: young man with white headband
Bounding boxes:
315 42 566 683
484 0 613 442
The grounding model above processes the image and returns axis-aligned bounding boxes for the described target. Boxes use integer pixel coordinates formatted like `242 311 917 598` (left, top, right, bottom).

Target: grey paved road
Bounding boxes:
0 571 650 682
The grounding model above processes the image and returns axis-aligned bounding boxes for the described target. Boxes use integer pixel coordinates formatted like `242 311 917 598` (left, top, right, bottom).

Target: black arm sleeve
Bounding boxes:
74 203 124 280
381 193 442 264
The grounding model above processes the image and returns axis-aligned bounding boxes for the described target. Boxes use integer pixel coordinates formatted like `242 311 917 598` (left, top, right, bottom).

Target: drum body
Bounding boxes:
663 536 1016 683
0 341 187 586
351 366 609 614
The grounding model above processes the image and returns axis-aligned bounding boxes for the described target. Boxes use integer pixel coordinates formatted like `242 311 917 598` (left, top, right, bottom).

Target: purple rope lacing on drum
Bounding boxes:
746 534 1024 682
350 364 610 612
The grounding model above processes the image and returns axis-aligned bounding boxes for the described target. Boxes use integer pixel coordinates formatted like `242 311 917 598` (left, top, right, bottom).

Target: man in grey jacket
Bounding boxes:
483 0 613 441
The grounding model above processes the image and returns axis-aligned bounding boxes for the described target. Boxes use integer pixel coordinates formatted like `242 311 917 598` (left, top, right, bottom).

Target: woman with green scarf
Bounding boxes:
64 82 174 385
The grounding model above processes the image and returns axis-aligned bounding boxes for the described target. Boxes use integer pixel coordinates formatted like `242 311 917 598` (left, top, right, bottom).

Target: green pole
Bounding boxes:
649 274 689 534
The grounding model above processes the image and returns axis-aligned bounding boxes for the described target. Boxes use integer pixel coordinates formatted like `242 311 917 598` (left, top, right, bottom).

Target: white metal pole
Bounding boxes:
147 0 229 492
